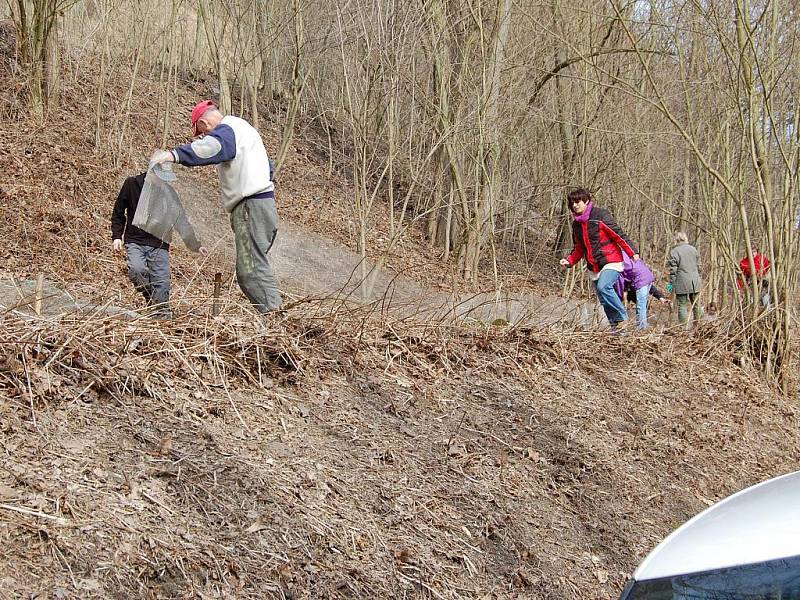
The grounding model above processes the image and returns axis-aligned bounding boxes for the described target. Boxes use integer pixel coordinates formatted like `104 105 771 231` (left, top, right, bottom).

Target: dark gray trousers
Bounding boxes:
230 197 282 312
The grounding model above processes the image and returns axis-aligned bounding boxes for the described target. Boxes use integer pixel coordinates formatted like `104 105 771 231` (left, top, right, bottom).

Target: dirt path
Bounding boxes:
175 174 600 327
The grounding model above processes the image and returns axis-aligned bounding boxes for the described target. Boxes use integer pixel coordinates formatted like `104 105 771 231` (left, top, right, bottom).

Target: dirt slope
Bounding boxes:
1 309 796 600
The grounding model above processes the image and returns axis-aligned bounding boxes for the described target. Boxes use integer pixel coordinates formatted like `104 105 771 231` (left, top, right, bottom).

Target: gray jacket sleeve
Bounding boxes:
667 250 678 286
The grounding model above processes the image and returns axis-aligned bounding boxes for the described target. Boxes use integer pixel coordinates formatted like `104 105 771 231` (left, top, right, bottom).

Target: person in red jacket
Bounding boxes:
559 188 639 330
738 246 771 306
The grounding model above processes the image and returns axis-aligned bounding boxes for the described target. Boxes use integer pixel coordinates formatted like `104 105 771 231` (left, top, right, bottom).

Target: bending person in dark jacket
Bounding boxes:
559 188 639 330
111 166 205 319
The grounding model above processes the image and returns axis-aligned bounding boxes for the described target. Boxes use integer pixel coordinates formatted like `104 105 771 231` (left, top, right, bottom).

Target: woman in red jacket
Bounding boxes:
559 188 639 330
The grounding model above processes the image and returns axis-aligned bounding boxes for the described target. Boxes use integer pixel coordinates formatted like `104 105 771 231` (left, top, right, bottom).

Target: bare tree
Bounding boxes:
7 0 79 117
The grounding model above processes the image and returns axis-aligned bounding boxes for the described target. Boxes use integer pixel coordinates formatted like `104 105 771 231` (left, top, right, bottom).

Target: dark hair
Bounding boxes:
567 188 592 207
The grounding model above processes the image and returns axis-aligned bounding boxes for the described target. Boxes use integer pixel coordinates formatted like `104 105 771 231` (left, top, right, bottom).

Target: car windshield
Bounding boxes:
621 554 800 599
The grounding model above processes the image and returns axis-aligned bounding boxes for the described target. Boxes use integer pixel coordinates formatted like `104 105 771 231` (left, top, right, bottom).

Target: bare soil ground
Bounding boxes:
1 31 799 600
1 308 796 600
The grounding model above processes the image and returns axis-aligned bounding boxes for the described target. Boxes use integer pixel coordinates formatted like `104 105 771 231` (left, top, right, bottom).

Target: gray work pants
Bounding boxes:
676 292 703 326
230 197 283 312
126 242 171 315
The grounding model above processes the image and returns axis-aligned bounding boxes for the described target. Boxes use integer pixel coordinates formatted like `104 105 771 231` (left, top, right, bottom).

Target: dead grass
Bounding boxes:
0 302 796 599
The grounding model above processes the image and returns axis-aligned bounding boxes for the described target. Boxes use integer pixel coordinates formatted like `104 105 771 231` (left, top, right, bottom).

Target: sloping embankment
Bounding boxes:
0 306 795 599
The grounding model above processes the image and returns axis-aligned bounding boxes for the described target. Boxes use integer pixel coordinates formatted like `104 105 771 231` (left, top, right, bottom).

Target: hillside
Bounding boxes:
2 305 796 599
0 24 538 308
1 27 799 600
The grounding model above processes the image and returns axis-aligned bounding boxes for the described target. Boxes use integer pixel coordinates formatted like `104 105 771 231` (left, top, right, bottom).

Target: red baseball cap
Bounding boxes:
191 100 216 136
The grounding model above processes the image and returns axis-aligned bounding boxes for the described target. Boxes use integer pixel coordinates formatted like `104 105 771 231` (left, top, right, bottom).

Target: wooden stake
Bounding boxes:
34 274 44 316
212 272 222 316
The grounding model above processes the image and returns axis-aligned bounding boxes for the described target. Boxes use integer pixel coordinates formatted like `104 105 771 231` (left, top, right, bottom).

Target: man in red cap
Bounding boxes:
151 101 282 313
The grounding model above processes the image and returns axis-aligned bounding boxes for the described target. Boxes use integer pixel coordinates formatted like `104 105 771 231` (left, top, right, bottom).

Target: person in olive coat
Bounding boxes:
667 231 704 326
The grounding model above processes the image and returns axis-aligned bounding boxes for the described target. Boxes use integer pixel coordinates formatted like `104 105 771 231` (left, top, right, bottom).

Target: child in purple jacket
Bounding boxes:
615 255 668 329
